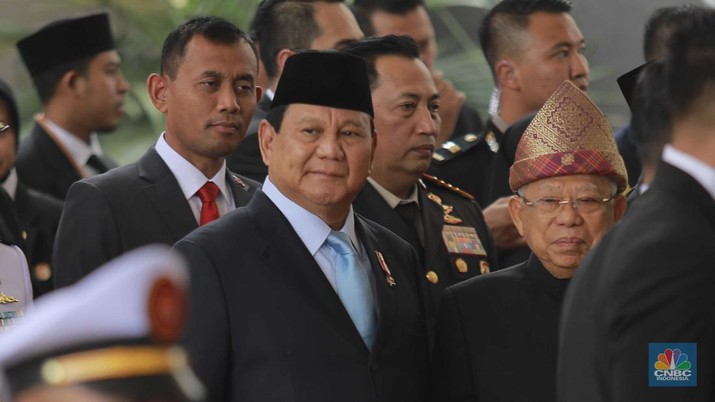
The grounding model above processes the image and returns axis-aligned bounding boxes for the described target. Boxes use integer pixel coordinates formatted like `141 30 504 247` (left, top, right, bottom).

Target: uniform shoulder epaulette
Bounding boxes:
431 132 485 165
421 174 475 200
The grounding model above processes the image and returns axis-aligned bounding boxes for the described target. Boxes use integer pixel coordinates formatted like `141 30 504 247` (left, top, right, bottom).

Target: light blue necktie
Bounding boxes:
325 231 377 350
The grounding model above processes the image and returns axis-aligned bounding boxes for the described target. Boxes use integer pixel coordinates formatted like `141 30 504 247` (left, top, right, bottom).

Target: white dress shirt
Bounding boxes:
154 133 235 224
2 168 18 200
663 144 715 201
44 119 105 176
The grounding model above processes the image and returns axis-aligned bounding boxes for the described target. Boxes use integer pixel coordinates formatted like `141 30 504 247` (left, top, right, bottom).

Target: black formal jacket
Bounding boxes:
175 191 429 402
16 123 117 200
52 147 259 288
558 161 715 402
432 254 569 402
14 181 62 297
226 94 271 182
354 177 498 337
0 187 23 248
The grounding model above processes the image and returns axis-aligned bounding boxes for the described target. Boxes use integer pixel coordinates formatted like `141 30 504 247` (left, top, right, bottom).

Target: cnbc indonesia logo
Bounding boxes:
649 343 697 387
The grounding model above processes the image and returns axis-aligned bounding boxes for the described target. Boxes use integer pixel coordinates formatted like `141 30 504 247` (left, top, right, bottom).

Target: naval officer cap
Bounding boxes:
16 13 116 78
271 51 374 118
0 245 205 401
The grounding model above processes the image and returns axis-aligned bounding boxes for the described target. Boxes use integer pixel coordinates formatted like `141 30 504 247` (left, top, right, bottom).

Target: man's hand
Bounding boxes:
433 71 465 147
483 196 527 250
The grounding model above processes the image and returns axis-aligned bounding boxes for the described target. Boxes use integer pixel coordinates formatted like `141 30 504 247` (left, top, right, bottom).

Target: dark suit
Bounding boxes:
450 104 484 142
429 118 503 207
53 147 259 288
14 181 62 297
558 161 715 401
0 187 23 248
226 94 271 182
176 191 429 402
16 123 117 200
353 177 498 340
433 255 569 402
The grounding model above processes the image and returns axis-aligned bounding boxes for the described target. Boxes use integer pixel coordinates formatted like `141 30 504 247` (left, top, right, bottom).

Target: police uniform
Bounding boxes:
0 245 205 401
354 173 499 340
0 240 32 332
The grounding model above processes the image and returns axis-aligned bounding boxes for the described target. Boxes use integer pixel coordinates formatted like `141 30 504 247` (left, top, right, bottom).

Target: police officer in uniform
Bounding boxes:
345 36 498 342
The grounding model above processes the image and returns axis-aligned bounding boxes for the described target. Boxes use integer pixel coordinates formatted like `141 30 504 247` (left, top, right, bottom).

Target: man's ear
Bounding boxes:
258 119 276 167
255 85 263 103
275 49 296 80
508 195 526 237
613 194 627 222
146 73 169 113
369 128 377 175
59 70 85 98
495 59 519 91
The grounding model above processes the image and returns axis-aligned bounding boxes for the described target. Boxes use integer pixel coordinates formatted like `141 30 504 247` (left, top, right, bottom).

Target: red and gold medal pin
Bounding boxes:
375 251 396 287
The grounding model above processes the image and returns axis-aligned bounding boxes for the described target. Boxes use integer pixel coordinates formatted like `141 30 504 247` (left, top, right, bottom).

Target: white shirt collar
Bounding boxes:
265 89 275 100
662 144 715 201
44 118 103 167
367 177 419 209
262 177 361 256
1 168 18 200
154 133 232 202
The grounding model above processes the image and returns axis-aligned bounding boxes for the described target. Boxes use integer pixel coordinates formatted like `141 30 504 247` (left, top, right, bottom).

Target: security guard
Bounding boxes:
0 245 205 402
345 36 498 343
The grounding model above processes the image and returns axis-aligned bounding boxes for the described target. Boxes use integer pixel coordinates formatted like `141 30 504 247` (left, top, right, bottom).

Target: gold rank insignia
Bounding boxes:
486 131 499 153
0 292 18 304
442 141 461 154
425 191 463 224
442 226 487 256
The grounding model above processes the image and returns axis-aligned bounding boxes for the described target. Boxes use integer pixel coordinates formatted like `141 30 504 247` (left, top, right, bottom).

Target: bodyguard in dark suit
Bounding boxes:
176 51 428 402
227 0 364 182
53 17 262 288
433 81 628 402
0 79 61 297
343 36 497 337
558 13 715 401
15 13 127 200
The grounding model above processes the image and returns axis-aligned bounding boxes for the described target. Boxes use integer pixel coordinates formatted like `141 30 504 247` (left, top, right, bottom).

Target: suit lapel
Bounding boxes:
226 171 256 208
355 184 421 254
138 148 197 242
250 193 369 354
34 124 82 182
355 216 397 355
419 186 444 268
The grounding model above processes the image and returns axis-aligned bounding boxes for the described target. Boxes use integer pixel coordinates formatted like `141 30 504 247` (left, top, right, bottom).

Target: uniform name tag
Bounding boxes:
442 226 486 256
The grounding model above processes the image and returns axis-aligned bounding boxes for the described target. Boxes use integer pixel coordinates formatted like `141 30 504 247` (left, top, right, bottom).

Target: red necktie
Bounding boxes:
197 182 220 226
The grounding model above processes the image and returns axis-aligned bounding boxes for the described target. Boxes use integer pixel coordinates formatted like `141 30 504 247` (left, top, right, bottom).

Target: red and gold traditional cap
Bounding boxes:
509 81 628 193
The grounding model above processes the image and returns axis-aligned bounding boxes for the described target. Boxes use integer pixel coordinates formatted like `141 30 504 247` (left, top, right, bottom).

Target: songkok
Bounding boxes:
509 81 628 193
0 245 205 401
17 13 116 78
617 63 646 111
272 51 374 117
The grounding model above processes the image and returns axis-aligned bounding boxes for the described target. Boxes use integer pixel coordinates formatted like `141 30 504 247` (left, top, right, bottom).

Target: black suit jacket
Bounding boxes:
176 191 429 402
558 161 715 401
53 147 259 288
16 123 117 200
226 94 271 182
0 187 23 247
433 255 569 402
354 179 498 335
14 181 62 297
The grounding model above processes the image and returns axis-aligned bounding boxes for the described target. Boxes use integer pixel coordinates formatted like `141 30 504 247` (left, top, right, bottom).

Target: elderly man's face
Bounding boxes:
260 104 374 227
508 175 626 278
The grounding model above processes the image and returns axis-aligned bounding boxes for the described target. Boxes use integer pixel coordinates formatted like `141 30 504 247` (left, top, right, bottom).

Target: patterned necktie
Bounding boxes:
325 231 377 350
196 182 220 226
86 154 109 174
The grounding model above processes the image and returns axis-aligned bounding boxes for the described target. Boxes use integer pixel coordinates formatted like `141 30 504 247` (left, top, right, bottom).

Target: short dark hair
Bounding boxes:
31 58 91 104
643 5 703 62
630 60 670 168
351 0 425 36
249 0 343 81
479 0 572 78
160 16 257 80
664 10 715 122
340 35 420 89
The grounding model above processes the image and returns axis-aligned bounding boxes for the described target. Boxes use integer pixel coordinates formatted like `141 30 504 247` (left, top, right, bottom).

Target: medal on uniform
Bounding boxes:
375 251 396 287
426 192 463 224
441 226 487 256
0 292 18 304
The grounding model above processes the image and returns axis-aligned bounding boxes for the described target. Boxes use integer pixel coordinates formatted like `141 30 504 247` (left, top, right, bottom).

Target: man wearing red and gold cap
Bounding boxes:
431 81 627 402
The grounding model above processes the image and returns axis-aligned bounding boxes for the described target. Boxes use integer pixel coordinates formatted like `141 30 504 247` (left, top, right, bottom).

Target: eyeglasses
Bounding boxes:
519 195 615 215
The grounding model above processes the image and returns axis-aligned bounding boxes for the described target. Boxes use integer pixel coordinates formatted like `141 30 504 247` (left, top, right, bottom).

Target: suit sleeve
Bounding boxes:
431 287 478 402
53 180 121 288
174 238 231 402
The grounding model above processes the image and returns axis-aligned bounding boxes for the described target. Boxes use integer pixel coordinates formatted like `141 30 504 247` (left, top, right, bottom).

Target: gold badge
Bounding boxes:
464 133 479 143
442 226 487 256
426 192 463 224
480 260 491 275
0 292 18 304
486 131 499 153
455 258 468 273
426 271 439 284
442 141 461 154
